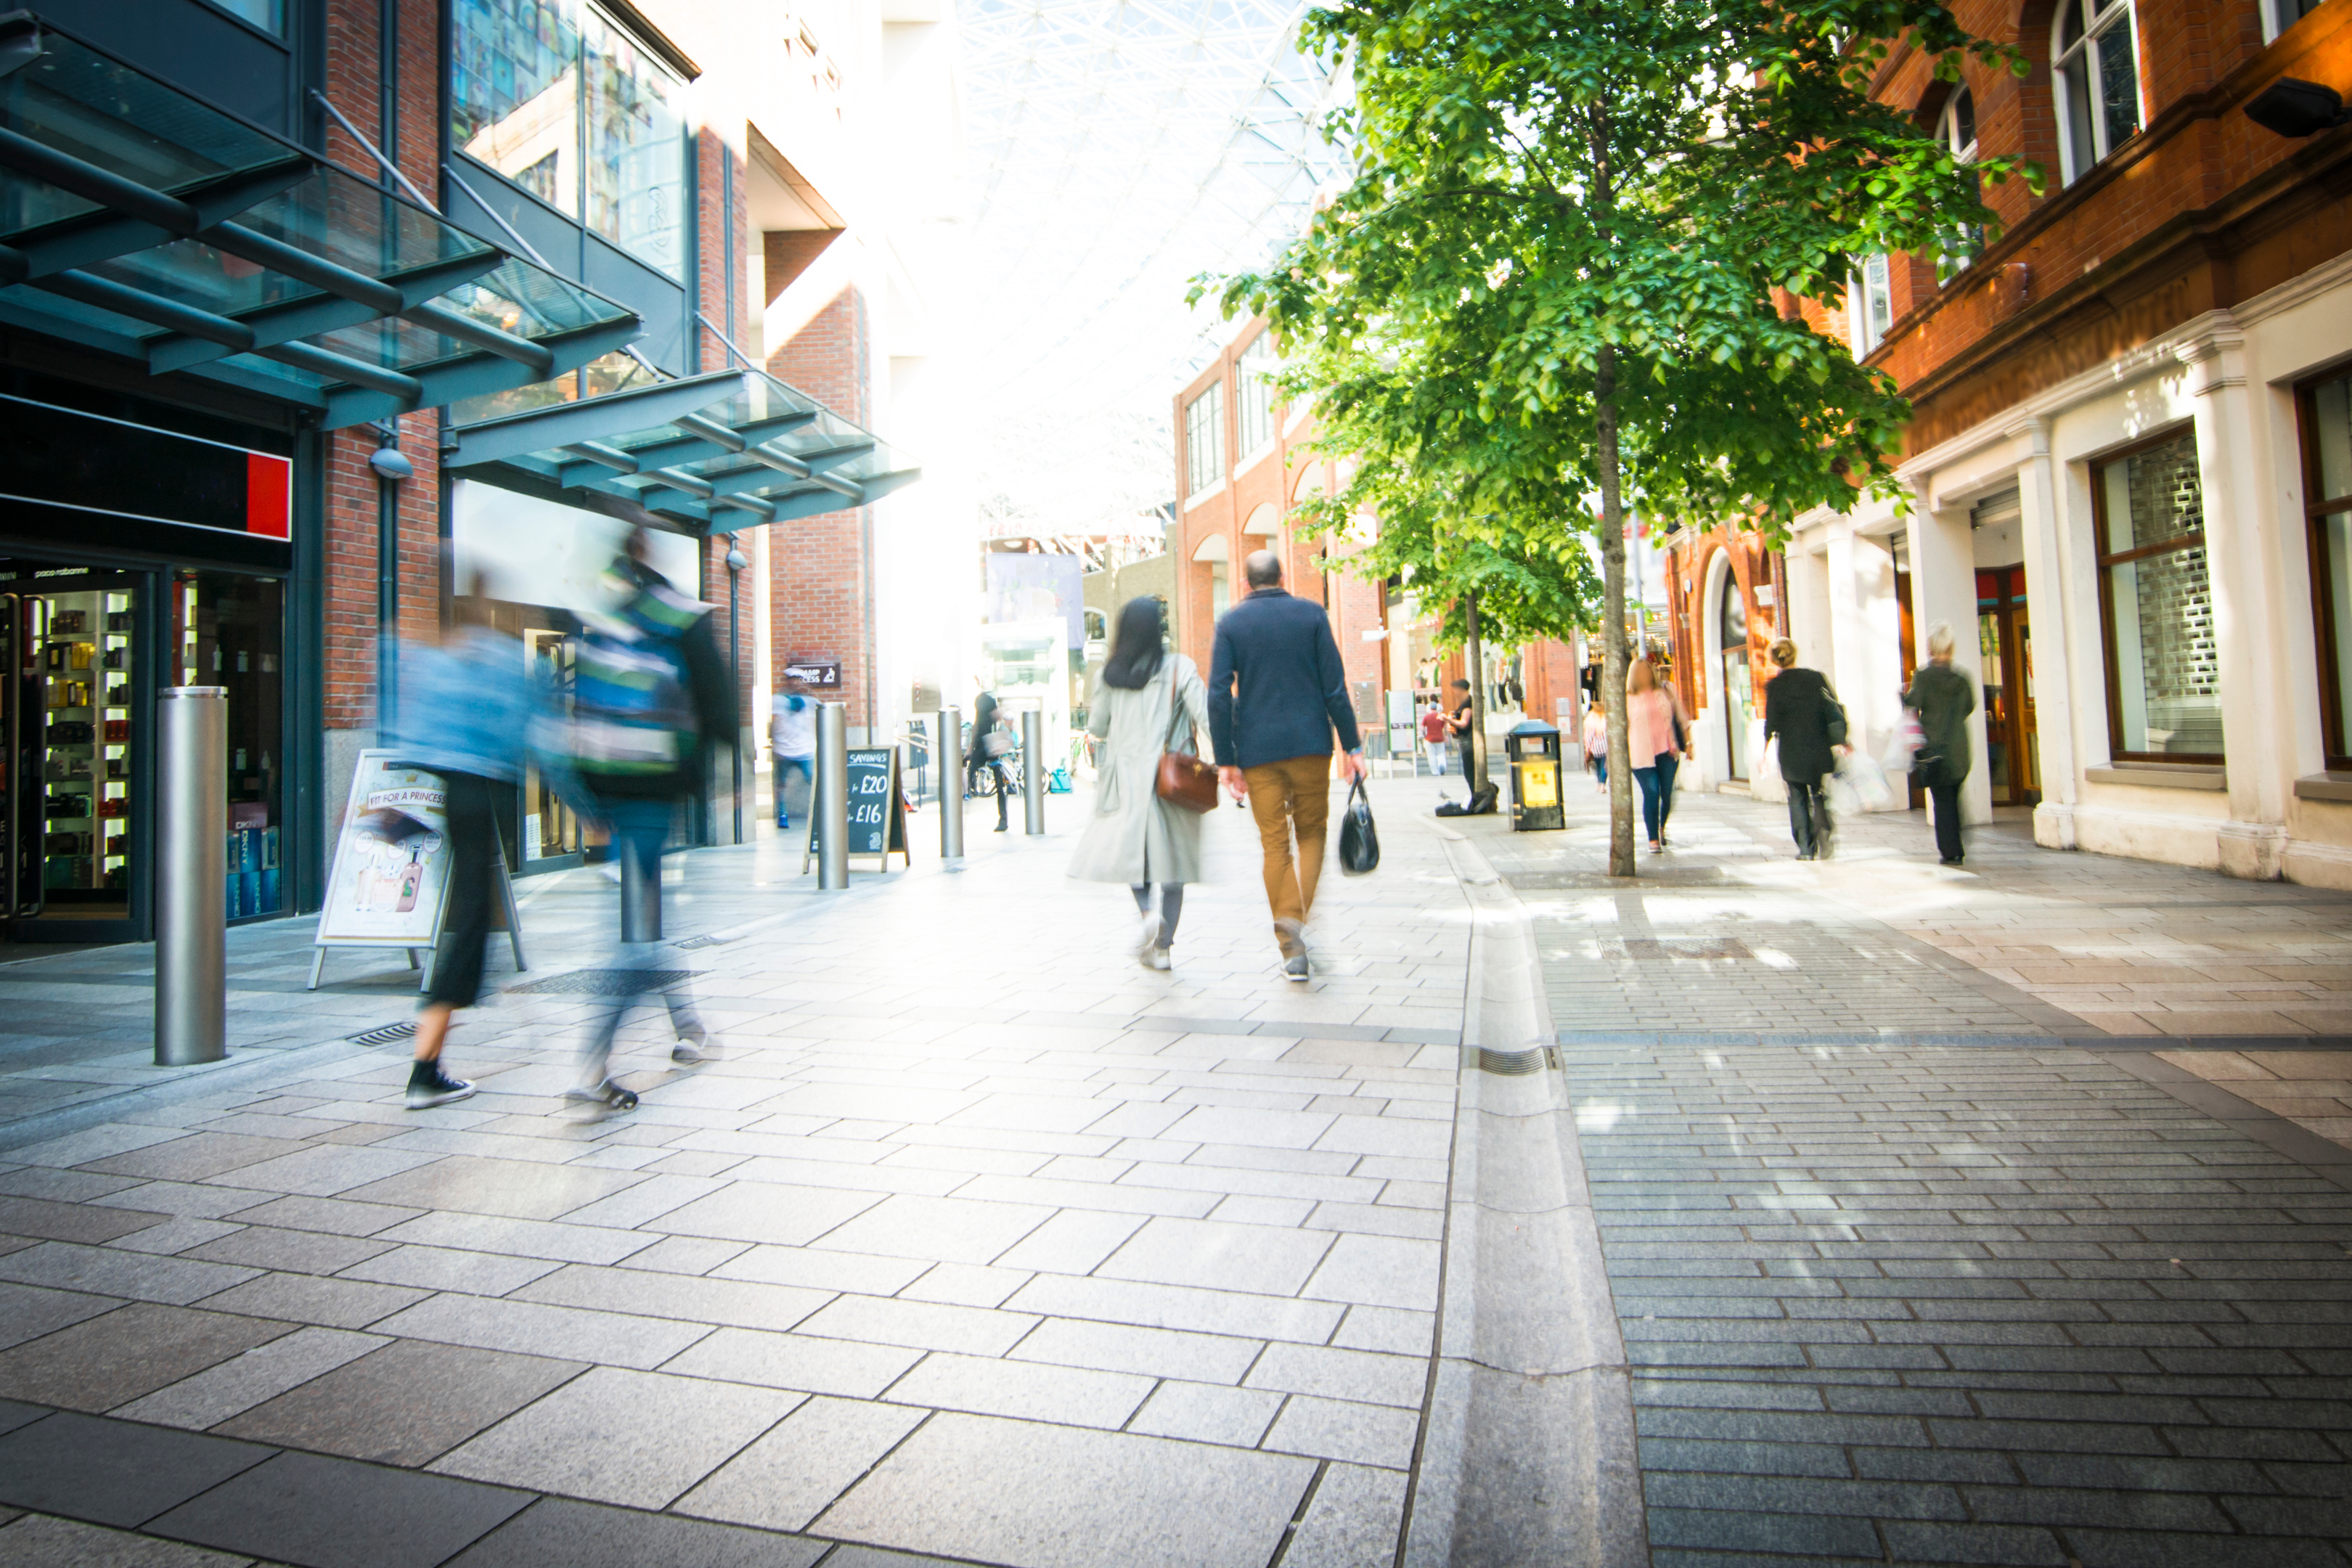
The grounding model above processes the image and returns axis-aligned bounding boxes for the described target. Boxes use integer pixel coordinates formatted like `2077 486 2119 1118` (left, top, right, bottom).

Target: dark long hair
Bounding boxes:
1101 597 1167 690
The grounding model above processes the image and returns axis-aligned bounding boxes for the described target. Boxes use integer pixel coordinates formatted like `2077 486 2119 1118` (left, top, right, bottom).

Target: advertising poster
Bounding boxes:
317 752 454 946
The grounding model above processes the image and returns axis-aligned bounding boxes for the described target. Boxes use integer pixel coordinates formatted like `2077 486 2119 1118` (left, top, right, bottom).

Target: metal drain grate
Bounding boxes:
348 1021 417 1047
1477 1046 1556 1076
507 969 696 996
674 934 734 952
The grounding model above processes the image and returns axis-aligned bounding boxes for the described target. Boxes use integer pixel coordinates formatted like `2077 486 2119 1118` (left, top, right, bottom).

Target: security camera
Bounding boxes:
2245 78 2352 138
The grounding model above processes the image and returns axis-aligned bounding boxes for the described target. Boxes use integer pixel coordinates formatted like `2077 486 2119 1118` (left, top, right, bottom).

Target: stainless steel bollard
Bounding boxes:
1021 707 1045 835
817 701 849 889
155 687 226 1066
937 705 963 861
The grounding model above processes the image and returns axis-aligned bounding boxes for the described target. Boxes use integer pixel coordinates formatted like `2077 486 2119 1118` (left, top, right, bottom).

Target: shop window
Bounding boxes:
176 574 285 920
1185 383 1225 495
2297 369 2352 767
1236 332 1278 456
1850 254 1892 355
2094 428 2221 761
452 0 687 278
2054 0 2141 185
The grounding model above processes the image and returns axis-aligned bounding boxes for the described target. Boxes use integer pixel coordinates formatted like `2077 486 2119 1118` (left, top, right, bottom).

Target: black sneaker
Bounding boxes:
406 1061 475 1110
563 1079 640 1112
1283 954 1310 983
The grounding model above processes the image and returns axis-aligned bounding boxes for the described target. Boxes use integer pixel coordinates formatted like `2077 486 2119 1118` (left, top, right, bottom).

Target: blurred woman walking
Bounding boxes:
1762 637 1846 860
1625 659 1689 853
1069 597 1210 971
1902 621 1976 865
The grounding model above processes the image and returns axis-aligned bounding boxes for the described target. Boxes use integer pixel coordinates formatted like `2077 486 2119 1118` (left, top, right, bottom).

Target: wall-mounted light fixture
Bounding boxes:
2246 78 2352 137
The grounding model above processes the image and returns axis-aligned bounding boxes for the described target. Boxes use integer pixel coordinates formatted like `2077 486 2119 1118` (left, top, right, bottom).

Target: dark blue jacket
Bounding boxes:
1207 588 1363 769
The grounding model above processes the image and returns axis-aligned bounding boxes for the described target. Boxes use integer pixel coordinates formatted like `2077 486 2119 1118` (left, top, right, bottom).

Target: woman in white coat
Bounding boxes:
1069 597 1209 971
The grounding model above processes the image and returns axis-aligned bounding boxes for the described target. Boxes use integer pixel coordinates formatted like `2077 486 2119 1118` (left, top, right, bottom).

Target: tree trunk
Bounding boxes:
1463 591 1493 794
1598 347 1634 878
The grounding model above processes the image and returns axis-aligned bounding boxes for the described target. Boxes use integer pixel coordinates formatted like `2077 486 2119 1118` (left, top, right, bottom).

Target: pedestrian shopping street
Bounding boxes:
3 779 2352 1567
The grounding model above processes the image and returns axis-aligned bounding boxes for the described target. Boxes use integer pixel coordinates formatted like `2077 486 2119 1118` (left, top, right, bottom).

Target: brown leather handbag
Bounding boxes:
1153 687 1218 814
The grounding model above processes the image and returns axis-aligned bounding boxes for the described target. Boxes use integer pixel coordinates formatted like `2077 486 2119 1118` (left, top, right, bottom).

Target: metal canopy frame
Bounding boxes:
0 12 642 428
444 369 920 534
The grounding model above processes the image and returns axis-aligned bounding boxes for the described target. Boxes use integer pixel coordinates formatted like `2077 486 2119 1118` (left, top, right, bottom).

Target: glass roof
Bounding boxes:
446 369 921 534
957 0 1348 534
0 15 642 429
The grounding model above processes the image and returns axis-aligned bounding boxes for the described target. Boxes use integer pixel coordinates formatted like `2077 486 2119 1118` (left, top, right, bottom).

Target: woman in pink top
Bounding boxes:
1625 659 1690 853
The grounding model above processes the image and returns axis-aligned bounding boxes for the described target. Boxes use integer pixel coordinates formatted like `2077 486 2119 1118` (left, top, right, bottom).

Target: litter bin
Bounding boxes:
1505 719 1565 831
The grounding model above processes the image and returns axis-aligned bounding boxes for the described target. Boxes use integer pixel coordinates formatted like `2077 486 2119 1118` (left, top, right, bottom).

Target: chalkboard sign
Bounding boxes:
802 746 908 873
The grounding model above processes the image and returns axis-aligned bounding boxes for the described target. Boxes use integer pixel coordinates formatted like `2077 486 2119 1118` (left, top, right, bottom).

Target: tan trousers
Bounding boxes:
1244 755 1331 954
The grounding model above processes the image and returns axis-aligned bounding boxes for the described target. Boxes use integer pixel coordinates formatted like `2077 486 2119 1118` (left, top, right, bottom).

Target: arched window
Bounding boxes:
1937 86 1983 278
2053 0 2141 185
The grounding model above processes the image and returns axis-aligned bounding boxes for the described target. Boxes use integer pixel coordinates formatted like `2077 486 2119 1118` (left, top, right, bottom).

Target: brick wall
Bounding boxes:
766 285 874 722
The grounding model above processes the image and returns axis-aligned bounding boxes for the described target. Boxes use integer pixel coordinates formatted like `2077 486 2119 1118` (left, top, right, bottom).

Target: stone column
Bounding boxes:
2189 331 2290 880
2013 420 2079 849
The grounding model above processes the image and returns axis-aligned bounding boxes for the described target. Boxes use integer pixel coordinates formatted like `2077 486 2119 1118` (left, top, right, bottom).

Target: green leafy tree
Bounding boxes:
1216 0 2028 873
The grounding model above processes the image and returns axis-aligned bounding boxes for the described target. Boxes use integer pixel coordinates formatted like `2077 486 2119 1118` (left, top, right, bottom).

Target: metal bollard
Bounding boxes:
937 705 963 861
817 701 849 889
155 687 226 1066
619 835 660 942
1021 707 1045 835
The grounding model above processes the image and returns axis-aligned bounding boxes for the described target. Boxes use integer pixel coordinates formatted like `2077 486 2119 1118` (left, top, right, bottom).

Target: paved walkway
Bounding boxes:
0 781 1469 1568
1440 777 2352 1568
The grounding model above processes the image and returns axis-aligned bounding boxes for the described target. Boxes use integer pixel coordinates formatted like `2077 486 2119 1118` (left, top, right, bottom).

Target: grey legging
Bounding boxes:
1130 882 1184 945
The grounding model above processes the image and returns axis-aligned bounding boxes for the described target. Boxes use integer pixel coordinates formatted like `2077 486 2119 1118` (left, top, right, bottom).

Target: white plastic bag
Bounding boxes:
1838 750 1895 812
1882 711 1924 776
1823 768 1862 817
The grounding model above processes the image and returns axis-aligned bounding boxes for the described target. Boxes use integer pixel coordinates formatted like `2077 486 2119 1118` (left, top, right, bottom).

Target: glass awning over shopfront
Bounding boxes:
0 15 642 429
444 369 920 532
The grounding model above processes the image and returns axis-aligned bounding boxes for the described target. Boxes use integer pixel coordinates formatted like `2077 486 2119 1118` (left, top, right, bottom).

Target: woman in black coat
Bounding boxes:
1760 637 1847 860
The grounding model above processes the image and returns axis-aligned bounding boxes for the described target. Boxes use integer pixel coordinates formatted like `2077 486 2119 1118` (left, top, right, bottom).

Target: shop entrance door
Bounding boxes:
1718 576 1752 780
1975 565 2040 807
521 629 582 870
1 569 144 939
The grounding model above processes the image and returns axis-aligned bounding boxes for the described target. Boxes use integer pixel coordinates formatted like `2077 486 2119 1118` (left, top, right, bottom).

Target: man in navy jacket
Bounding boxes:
1209 551 1365 981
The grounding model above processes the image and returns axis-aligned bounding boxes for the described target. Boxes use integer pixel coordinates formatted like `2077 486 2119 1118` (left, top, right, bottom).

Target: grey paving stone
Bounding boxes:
191 1271 428 1331
447 1496 827 1568
614 1235 748 1275
0 1197 171 1246
989 1209 1146 1275
211 1195 423 1236
1094 1216 1336 1296
112 1326 387 1430
429 1365 797 1509
217 1339 584 1466
367 1288 714 1370
645 1183 886 1247
510 1263 831 1332
179 1226 395 1276
813 1412 1315 1568
147 1450 531 1568
790 1296 1038 1357
1124 1380 1285 1446
1644 1505 1882 1558
711 1244 931 1296
661 1326 925 1398
199 1144 445 1199
332 1156 654 1222
369 1211 657 1265
1262 1395 1420 1469
1281 1462 1408 1568
81 1133 315 1184
1300 1233 1441 1310
338 1244 563 1297
1244 1342 1424 1408
1004 1273 1345 1343
807 1194 1057 1267
0 1244 258 1307
2 1125 194 1169
0 1304 292 1413
883 1351 1151 1429
676 1395 928 1533
1008 1317 1261 1384
0 1510 256 1567
0 1411 275 1527
1877 1519 2069 1565
0 1281 123 1352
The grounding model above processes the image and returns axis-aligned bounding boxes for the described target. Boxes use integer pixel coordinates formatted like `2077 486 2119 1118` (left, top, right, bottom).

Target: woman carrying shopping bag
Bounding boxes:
1068 597 1211 971
1761 638 1847 861
1625 660 1689 854
1902 621 1976 866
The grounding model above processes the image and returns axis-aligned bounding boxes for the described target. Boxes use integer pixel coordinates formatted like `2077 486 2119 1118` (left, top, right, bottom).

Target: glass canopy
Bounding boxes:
445 369 920 533
0 15 642 430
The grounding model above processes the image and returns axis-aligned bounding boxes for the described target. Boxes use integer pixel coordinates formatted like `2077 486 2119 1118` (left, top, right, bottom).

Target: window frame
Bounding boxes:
2051 0 2144 186
2265 0 2323 42
1850 253 1893 355
1185 383 1225 497
2295 369 2352 767
1235 331 1278 457
2090 423 2223 764
1935 86 1983 280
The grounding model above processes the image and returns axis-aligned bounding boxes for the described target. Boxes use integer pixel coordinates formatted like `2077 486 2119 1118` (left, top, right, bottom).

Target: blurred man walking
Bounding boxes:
564 529 738 1111
1209 550 1363 981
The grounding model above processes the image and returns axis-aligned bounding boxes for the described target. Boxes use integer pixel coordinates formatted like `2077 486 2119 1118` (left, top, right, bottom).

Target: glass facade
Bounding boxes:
2097 429 2221 759
452 0 687 277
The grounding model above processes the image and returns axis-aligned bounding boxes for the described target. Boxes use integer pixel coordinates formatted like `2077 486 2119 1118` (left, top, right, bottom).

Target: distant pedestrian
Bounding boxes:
968 687 1013 833
1069 597 1209 971
564 528 738 1111
1903 621 1976 866
1420 700 1450 775
385 579 571 1110
770 679 816 830
1626 658 1690 853
1208 550 1365 981
1762 637 1847 861
1583 698 1609 791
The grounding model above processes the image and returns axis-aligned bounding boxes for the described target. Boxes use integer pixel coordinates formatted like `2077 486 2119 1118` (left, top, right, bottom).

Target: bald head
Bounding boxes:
1244 550 1283 590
